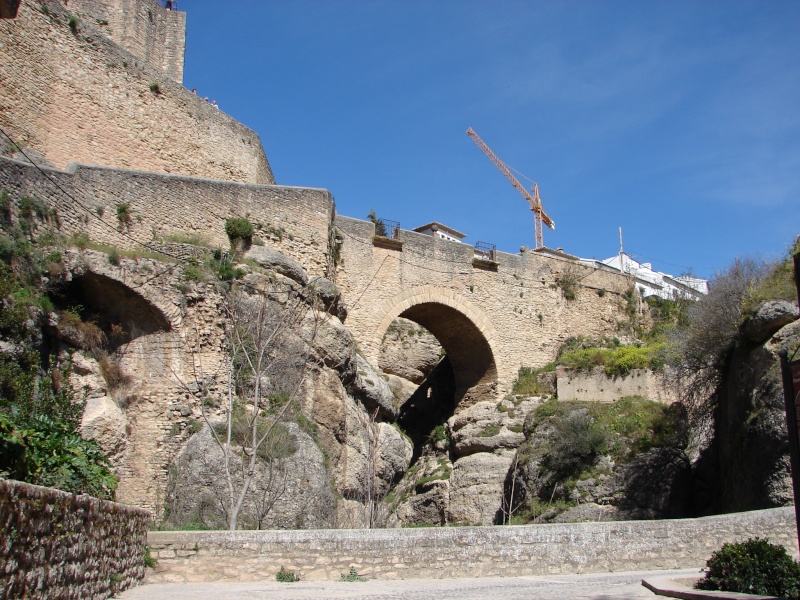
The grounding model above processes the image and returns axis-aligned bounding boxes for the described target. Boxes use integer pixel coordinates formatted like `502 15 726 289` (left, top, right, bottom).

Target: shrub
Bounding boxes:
340 567 366 582
71 232 89 249
149 82 160 94
542 410 607 479
557 264 581 300
367 209 387 237
67 15 79 31
107 248 120 266
225 217 254 245
116 203 133 228
696 537 800 597
276 567 299 582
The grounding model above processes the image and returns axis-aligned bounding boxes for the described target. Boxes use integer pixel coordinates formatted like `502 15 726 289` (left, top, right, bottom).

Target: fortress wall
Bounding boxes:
0 157 333 277
335 215 633 395
65 0 186 83
148 506 797 582
0 0 273 184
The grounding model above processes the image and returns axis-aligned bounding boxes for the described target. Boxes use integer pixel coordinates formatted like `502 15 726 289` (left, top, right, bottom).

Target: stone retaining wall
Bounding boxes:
147 507 797 582
0 479 151 599
556 367 679 403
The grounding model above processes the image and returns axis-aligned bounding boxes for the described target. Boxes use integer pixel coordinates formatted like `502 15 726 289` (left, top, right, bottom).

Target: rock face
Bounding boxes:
379 318 441 384
166 424 335 529
245 246 309 285
708 310 800 513
448 452 514 525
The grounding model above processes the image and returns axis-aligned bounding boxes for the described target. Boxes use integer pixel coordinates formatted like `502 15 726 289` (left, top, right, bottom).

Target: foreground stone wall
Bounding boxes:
0 0 272 184
0 479 151 599
148 507 797 582
0 157 333 277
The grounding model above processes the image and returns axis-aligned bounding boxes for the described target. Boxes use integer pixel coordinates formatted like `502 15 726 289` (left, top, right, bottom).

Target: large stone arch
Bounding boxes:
368 286 503 406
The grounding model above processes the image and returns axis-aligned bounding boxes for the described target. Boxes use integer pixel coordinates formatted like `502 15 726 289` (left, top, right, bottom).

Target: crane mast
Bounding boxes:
466 127 555 249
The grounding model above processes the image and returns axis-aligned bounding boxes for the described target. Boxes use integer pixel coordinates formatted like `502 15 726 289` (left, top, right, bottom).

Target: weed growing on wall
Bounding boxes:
276 567 299 582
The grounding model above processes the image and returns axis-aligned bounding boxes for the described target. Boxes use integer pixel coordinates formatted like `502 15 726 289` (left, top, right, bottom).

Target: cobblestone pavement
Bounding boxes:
116 568 701 600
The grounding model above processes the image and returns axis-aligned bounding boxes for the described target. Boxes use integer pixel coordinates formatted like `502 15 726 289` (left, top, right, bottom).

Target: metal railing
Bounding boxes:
474 241 496 261
375 218 401 239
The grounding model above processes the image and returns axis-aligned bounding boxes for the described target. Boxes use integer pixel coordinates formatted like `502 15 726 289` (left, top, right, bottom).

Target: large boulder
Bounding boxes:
245 246 308 285
80 395 127 463
379 318 441 384
335 398 412 498
308 276 347 319
166 423 335 529
448 400 528 456
741 300 799 344
306 312 356 381
348 354 399 420
447 451 514 525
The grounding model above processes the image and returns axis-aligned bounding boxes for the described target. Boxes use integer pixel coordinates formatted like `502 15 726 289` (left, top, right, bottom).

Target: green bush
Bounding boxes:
276 566 299 582
116 203 133 228
696 537 800 597
340 567 366 582
224 217 254 243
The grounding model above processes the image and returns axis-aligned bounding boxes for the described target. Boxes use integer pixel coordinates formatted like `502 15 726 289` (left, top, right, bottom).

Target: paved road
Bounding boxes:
117 568 702 600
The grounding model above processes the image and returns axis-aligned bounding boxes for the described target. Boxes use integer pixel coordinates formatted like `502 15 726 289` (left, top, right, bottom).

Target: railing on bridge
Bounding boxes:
375 218 401 239
474 241 497 262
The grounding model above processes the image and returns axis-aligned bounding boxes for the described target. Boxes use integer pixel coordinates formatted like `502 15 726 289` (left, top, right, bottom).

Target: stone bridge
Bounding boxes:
334 216 633 405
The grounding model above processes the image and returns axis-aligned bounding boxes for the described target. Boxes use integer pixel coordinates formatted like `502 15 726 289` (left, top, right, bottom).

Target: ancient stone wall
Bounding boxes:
0 0 273 184
556 367 678 403
0 157 332 277
65 0 186 83
334 216 634 399
147 506 797 582
0 479 151 599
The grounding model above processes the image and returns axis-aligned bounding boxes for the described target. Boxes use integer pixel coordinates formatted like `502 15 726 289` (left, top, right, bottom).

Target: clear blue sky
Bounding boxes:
182 1 799 280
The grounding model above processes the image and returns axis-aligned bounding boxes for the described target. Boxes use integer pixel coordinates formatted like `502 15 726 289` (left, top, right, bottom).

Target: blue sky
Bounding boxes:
182 1 799 279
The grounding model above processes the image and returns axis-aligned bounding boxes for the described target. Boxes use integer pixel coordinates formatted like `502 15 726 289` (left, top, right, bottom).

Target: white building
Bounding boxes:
413 222 467 243
599 253 708 300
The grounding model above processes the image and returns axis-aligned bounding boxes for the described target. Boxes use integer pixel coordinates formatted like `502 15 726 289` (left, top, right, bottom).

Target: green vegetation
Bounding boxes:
225 217 254 246
149 82 160 94
367 209 387 237
0 189 117 499
557 264 581 301
557 342 666 377
115 202 133 229
529 396 686 465
512 364 555 396
696 538 800 597
339 567 367 582
276 567 300 582
143 547 157 569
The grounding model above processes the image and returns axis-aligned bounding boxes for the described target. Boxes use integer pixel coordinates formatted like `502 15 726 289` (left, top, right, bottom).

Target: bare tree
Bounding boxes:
174 279 320 530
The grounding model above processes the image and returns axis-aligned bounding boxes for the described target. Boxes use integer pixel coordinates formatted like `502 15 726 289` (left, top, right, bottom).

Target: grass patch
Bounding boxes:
512 363 555 395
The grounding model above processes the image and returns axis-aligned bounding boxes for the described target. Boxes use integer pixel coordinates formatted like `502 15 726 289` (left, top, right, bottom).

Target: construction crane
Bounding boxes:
466 127 555 249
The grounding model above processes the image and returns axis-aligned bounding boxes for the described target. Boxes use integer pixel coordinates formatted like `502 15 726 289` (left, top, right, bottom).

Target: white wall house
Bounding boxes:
600 253 708 300
413 222 467 243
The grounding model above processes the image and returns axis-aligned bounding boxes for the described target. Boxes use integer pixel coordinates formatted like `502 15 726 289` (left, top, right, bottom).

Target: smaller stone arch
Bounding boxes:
369 286 503 406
